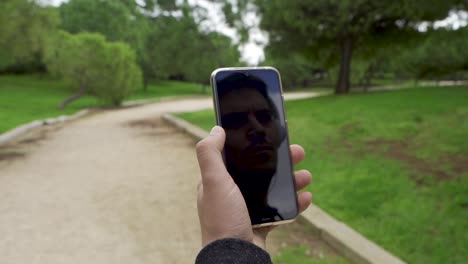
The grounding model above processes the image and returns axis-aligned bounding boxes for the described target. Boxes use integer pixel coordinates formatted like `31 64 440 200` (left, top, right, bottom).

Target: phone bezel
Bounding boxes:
210 66 299 228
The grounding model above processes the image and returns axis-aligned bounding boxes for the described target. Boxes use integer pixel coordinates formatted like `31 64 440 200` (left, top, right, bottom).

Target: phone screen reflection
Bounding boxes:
216 72 292 224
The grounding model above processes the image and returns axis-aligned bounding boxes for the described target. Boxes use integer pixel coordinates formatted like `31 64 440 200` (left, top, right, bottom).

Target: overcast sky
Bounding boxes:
43 0 466 65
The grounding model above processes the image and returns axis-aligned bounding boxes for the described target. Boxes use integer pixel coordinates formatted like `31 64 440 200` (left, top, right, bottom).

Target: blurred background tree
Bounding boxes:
217 0 467 93
0 0 59 72
0 0 242 105
59 0 135 42
263 52 325 89
1 0 467 101
393 27 468 82
59 0 152 87
44 31 142 108
57 0 241 91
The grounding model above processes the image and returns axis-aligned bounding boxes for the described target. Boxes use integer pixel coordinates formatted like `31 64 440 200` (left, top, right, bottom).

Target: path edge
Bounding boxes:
0 95 209 147
0 109 92 146
162 112 407 264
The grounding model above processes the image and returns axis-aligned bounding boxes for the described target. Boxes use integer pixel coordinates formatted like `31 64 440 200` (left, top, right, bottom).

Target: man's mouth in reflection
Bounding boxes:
254 145 274 152
243 144 275 162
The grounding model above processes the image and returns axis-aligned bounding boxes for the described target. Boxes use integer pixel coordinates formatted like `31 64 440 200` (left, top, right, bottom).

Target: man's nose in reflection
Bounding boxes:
246 113 267 142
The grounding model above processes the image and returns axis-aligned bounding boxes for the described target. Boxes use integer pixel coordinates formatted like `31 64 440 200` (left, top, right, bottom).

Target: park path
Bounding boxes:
0 92 323 264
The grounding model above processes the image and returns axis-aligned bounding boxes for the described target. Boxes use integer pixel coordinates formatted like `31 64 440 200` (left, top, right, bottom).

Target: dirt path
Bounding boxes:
0 98 216 264
0 93 341 264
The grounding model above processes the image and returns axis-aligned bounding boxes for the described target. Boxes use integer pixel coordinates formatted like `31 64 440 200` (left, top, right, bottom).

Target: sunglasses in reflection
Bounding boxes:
221 109 275 129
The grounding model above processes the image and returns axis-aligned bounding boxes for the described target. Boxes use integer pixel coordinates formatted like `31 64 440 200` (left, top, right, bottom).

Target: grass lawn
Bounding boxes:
177 86 468 264
0 74 207 133
270 217 350 264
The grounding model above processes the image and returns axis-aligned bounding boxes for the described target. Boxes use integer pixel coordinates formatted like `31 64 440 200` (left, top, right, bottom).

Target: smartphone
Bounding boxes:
210 67 298 227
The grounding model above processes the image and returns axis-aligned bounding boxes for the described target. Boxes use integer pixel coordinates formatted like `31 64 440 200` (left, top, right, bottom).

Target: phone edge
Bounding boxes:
210 67 300 228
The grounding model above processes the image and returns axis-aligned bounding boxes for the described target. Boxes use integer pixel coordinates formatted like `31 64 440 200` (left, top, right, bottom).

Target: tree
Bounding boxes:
60 0 147 43
218 0 465 94
0 0 59 71
59 0 151 87
393 27 468 81
262 52 325 89
185 31 242 92
143 8 241 86
59 0 241 87
44 31 142 108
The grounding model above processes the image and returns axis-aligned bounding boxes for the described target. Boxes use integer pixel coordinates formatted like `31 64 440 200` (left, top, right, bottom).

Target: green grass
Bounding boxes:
0 75 98 133
274 247 348 264
177 86 468 264
0 74 206 133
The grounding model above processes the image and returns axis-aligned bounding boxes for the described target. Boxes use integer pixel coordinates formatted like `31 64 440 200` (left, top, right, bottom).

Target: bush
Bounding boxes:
94 42 142 105
44 31 142 107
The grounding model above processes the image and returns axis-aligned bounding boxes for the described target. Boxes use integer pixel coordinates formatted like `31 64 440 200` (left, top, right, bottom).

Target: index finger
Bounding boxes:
290 144 306 165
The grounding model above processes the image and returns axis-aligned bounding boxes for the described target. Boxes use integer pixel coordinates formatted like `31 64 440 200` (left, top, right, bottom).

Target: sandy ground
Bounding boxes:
0 94 342 264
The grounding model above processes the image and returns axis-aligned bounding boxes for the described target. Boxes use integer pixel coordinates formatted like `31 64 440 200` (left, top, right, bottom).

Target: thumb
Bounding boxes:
196 126 230 186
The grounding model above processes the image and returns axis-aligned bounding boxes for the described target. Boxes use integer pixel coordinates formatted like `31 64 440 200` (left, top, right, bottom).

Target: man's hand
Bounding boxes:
196 126 312 249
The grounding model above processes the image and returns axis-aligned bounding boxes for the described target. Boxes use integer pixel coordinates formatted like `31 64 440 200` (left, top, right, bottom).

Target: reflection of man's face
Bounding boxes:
220 87 280 176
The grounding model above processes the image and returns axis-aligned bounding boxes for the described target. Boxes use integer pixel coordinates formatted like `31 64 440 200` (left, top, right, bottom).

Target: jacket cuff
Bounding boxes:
195 238 272 264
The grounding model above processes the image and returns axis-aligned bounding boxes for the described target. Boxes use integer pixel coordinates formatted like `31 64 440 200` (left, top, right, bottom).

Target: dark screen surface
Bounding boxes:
212 67 298 225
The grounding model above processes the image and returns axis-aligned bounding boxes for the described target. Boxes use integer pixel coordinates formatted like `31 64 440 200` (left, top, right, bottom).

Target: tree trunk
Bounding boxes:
335 37 353 94
59 83 87 109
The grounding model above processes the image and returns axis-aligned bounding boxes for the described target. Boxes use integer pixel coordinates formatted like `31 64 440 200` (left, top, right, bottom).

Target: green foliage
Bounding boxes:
95 42 143 105
44 31 142 106
183 32 242 85
262 53 325 89
274 246 348 264
254 0 461 55
59 0 240 85
0 0 60 71
144 16 196 80
219 0 464 93
60 0 134 42
59 0 151 82
393 27 468 80
178 86 468 264
144 14 241 84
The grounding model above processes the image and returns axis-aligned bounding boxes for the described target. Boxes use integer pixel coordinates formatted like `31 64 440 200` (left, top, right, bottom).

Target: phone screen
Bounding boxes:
212 68 298 225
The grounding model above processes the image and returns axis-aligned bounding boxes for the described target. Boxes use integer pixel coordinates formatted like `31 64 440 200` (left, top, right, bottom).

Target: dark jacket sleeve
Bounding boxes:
195 238 272 264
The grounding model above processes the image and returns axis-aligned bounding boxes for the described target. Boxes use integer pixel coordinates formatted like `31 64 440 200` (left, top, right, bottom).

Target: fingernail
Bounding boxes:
210 126 222 135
